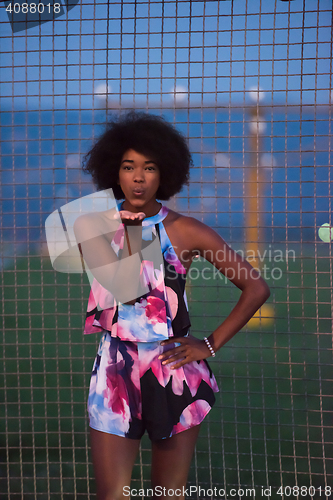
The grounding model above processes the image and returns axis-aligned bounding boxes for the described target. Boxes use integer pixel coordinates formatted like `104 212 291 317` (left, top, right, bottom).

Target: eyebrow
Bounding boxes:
121 159 157 164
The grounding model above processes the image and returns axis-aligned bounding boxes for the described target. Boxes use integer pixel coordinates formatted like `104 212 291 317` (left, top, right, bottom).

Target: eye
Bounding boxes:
146 163 158 170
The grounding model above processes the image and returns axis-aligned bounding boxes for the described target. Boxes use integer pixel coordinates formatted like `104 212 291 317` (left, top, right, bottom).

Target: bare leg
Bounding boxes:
90 428 140 500
150 425 201 500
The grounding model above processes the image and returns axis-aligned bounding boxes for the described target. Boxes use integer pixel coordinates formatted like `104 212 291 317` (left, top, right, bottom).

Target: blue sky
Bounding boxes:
0 0 332 110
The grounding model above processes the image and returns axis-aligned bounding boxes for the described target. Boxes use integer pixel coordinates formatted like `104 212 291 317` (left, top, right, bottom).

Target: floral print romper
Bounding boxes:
84 204 219 440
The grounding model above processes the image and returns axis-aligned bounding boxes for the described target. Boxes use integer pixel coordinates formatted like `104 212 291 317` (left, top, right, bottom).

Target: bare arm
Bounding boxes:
159 217 270 368
73 210 150 304
192 221 270 352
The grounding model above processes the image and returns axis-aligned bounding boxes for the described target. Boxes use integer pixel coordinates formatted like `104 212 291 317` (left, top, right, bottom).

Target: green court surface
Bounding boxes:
1 248 332 498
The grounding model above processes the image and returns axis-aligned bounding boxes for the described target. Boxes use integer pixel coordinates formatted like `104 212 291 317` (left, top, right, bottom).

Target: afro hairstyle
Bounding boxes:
82 111 192 200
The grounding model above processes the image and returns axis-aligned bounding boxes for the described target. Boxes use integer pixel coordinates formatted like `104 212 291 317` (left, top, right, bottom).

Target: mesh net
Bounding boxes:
0 0 332 498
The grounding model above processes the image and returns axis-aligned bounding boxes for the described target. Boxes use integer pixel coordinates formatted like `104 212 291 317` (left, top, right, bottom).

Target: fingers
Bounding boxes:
158 338 210 369
116 210 146 222
159 344 187 368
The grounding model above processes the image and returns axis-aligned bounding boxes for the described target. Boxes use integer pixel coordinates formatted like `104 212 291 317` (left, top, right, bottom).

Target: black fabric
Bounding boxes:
126 367 216 441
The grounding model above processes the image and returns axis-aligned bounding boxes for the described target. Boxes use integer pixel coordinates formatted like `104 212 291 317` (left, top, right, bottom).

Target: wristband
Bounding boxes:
203 336 216 357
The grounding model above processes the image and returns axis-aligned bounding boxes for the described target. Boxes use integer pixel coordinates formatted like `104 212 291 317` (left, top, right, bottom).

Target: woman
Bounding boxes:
74 112 270 500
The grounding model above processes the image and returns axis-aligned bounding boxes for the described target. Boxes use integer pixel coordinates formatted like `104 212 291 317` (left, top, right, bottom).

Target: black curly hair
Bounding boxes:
82 111 192 200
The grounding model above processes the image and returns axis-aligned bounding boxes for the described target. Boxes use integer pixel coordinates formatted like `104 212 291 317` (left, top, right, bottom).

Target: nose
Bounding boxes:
133 167 145 182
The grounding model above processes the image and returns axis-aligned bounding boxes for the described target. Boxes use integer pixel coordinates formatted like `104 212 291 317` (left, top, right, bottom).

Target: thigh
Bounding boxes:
90 428 140 500
150 425 201 500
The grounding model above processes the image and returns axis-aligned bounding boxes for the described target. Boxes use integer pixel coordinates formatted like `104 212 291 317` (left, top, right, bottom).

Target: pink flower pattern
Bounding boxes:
88 332 218 439
84 204 188 342
145 296 166 323
86 204 219 439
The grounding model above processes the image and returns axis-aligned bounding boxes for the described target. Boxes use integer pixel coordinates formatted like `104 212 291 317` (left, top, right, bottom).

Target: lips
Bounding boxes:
133 188 145 195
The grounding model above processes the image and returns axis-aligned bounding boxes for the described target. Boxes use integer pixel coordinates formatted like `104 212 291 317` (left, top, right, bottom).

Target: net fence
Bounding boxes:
0 0 332 498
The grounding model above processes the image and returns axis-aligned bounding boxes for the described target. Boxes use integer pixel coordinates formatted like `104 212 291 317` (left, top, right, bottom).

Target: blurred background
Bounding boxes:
0 0 332 498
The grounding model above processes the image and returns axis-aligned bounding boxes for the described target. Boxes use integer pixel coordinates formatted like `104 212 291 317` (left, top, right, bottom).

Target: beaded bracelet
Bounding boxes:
203 336 216 357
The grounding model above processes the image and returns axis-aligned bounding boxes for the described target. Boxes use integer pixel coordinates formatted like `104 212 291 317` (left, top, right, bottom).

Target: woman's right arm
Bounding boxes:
73 212 147 303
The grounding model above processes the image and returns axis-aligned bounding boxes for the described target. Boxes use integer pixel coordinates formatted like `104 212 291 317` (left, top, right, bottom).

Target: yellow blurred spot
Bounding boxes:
247 303 274 328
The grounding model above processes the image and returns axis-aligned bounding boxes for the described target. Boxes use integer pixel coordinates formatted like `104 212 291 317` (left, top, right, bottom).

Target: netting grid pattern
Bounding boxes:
0 0 332 499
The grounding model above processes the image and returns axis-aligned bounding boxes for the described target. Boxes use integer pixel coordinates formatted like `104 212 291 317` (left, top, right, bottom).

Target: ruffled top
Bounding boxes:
84 203 191 342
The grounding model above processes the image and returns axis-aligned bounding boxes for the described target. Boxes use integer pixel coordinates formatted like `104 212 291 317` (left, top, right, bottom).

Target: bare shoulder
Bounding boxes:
74 208 118 241
74 211 102 231
165 208 196 229
165 208 222 251
166 208 217 233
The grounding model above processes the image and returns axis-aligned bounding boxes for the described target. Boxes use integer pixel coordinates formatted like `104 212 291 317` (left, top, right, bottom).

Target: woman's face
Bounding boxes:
118 149 161 213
